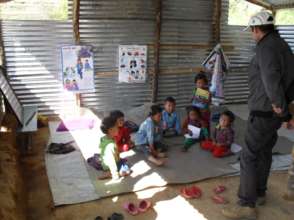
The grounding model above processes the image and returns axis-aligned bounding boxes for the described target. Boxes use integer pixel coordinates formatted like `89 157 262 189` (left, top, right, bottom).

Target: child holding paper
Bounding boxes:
162 96 181 137
182 106 209 152
191 72 211 128
134 105 167 166
99 116 131 180
201 110 235 158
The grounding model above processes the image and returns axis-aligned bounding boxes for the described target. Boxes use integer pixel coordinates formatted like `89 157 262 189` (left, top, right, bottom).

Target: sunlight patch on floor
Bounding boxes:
154 196 208 220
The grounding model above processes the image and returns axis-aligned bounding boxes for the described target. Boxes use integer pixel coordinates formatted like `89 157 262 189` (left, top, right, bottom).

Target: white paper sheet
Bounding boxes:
184 125 201 139
230 143 242 153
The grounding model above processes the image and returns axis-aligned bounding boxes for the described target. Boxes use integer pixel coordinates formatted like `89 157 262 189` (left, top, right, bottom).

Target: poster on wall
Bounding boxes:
61 45 95 93
118 45 147 83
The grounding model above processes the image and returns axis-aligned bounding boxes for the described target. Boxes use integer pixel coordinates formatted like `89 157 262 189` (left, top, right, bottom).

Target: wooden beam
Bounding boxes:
72 0 81 107
152 0 162 103
246 0 273 10
213 0 222 43
274 3 294 10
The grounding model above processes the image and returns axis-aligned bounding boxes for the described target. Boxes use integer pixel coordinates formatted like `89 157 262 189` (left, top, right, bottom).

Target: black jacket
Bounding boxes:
248 31 294 116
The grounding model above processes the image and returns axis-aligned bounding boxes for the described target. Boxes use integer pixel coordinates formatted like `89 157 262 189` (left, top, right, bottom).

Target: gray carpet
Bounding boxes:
45 105 293 206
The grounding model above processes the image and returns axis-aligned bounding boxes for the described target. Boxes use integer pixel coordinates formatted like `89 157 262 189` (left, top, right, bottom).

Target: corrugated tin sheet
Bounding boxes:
157 0 213 106
1 20 76 115
79 0 155 111
222 0 294 104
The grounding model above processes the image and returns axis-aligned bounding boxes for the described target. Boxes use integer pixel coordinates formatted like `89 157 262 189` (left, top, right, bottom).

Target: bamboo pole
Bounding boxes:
73 0 81 107
213 0 222 44
152 0 162 103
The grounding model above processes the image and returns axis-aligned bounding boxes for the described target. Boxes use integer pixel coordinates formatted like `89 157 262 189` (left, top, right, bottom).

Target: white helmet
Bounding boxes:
243 11 274 31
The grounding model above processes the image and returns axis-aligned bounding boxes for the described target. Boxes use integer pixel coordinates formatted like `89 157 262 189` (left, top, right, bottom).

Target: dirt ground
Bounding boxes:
18 125 293 220
1 113 294 220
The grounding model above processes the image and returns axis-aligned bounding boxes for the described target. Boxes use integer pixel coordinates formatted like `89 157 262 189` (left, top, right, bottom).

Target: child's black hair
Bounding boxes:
100 116 117 134
221 110 235 123
164 96 176 104
186 105 201 116
110 110 124 121
149 104 162 116
194 72 208 84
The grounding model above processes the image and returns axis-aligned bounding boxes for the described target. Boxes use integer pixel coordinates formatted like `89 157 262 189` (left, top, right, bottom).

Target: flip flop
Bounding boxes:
212 195 228 204
138 200 152 213
123 203 139 216
107 212 124 220
214 185 226 194
190 186 202 199
181 186 202 199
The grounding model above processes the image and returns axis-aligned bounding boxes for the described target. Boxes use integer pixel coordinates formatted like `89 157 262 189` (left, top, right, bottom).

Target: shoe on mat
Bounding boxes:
214 185 226 194
256 196 266 206
138 200 152 213
222 204 257 220
212 195 228 204
107 213 124 220
123 203 139 216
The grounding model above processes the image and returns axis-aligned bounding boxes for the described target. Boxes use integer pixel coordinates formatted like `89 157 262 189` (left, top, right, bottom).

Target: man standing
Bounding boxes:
222 11 294 219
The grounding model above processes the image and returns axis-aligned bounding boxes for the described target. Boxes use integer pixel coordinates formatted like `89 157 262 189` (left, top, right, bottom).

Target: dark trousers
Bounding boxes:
238 115 282 207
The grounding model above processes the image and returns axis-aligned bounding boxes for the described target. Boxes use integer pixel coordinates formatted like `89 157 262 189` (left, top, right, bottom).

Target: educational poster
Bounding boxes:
61 45 95 93
118 45 147 83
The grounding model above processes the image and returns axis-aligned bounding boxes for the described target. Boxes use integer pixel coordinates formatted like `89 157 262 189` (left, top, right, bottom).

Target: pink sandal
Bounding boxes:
123 202 139 215
180 186 202 199
213 185 226 194
138 200 152 213
212 195 228 204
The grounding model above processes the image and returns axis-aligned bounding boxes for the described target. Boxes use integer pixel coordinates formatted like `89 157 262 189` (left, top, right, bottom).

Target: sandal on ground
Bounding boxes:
107 212 124 220
123 203 139 216
181 186 202 199
212 195 228 204
138 200 152 213
214 185 226 194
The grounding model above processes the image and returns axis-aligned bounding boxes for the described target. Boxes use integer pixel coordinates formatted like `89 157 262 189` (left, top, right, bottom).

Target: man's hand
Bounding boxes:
272 104 283 115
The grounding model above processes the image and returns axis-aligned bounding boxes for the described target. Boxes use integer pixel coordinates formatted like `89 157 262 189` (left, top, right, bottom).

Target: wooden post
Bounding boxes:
152 0 162 103
73 0 81 107
213 0 222 44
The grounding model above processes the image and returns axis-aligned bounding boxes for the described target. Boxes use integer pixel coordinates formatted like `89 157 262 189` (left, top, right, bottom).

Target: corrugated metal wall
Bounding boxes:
157 0 214 107
1 20 76 115
1 0 294 115
79 0 155 111
221 0 294 104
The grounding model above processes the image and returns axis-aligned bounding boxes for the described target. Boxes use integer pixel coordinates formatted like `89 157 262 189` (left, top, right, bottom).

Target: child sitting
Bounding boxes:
99 116 131 180
182 106 209 152
134 105 167 166
201 110 235 158
162 96 181 137
110 110 134 152
191 72 211 128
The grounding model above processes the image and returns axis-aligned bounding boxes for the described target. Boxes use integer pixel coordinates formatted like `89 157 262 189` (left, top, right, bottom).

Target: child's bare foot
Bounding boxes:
98 171 112 180
148 155 165 166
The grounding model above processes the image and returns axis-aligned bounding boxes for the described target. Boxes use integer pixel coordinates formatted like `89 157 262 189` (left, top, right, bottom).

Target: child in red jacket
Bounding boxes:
110 110 134 152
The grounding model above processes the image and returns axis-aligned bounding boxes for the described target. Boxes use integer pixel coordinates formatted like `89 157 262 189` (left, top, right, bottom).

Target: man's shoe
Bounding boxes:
256 196 266 206
222 204 257 220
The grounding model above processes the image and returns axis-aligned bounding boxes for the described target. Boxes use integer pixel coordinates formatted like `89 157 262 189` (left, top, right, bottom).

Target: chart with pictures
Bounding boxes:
61 45 95 93
118 45 147 83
